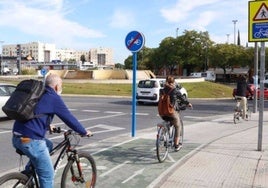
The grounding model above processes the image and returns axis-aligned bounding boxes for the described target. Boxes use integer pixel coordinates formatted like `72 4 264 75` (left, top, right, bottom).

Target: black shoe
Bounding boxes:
174 144 182 152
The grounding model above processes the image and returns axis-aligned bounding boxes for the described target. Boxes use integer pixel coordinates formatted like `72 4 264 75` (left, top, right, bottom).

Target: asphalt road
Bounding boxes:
0 97 265 187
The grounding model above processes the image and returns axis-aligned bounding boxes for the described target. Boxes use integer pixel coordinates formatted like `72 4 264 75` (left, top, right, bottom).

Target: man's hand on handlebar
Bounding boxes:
86 130 93 137
188 103 193 109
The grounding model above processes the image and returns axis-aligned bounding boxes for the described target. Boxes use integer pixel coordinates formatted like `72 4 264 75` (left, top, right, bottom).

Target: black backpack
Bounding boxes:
2 79 45 122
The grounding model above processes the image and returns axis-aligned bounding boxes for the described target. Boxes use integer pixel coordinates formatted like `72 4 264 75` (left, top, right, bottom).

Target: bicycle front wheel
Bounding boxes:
0 172 29 187
156 126 169 163
61 151 97 188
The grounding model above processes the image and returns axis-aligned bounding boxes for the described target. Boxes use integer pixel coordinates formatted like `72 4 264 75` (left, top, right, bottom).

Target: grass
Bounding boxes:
62 81 234 98
2 79 234 98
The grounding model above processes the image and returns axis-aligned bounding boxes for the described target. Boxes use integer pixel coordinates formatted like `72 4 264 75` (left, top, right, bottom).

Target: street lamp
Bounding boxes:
232 20 238 45
226 34 230 44
176 28 179 37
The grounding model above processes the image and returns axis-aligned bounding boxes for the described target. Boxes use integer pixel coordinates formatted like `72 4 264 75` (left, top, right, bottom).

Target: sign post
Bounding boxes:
125 31 145 137
41 68 48 85
249 1 268 151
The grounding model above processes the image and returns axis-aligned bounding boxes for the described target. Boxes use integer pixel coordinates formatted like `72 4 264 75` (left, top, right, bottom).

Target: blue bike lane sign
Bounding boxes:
249 1 268 42
125 31 145 52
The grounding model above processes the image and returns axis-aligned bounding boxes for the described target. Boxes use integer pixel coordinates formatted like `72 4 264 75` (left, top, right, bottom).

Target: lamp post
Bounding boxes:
232 20 238 45
176 28 179 37
0 41 4 75
226 34 230 44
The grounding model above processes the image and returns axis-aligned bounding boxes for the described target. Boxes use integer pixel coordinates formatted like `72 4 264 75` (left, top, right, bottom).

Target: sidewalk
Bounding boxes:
150 111 268 188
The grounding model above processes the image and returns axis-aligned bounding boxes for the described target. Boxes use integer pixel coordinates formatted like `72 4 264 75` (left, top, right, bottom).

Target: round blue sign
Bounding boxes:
125 31 145 52
41 68 47 76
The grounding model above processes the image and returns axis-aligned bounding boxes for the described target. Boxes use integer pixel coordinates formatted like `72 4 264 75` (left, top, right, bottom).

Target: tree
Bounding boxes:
209 44 246 81
115 63 124 69
80 55 86 65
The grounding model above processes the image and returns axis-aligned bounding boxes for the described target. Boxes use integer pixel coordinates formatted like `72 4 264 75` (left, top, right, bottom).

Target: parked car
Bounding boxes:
136 78 188 104
232 84 268 99
0 83 16 118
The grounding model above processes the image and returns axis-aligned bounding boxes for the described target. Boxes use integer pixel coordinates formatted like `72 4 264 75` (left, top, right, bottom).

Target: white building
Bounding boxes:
2 42 114 68
2 42 56 62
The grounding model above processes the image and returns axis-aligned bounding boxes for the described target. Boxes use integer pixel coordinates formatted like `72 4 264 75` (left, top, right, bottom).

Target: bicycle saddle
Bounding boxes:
16 149 25 156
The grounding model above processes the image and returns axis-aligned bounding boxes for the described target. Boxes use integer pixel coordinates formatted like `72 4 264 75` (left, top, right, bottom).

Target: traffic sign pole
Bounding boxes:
125 31 145 137
132 52 137 137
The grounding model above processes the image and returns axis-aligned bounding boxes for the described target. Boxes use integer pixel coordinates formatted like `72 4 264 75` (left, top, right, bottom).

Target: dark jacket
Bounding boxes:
161 84 189 111
12 86 87 139
236 78 252 97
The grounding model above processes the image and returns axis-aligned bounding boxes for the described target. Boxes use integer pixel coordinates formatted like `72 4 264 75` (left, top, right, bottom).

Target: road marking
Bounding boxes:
122 168 145 184
92 138 138 155
130 113 149 116
99 161 130 177
82 110 100 113
167 154 176 162
50 124 125 140
104 111 124 114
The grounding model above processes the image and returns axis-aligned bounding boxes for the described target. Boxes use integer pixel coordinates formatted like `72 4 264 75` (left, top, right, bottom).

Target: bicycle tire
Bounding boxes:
233 112 240 124
61 151 97 188
0 172 31 187
156 126 168 163
179 118 184 145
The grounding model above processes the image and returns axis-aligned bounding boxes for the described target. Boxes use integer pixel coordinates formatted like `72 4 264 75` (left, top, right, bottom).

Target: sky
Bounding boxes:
0 0 251 64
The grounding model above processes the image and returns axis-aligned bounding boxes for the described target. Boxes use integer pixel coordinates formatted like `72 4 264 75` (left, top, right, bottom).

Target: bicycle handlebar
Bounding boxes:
50 127 93 137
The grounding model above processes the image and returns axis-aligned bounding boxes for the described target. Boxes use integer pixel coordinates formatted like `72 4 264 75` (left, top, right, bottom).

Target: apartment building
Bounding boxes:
2 42 114 68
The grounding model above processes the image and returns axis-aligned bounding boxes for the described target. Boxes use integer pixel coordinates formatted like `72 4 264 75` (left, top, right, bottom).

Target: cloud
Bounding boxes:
160 0 220 23
109 9 136 29
0 0 105 41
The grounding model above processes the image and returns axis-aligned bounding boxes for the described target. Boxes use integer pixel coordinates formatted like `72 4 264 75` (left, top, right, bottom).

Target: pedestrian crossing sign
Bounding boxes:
253 3 268 21
249 1 268 42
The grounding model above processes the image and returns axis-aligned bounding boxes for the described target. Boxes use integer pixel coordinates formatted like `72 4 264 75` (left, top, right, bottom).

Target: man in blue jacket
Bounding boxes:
12 74 92 188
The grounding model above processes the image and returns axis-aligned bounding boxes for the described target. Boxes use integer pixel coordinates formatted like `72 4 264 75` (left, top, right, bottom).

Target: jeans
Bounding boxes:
12 136 54 188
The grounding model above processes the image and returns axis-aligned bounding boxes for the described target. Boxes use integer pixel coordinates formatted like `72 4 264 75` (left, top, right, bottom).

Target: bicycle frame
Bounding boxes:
18 129 83 187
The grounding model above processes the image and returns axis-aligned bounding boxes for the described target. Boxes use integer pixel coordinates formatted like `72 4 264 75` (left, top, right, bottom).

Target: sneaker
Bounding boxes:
174 144 182 152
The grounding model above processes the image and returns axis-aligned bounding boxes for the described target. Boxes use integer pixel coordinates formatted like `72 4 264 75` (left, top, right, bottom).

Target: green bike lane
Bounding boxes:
90 131 200 188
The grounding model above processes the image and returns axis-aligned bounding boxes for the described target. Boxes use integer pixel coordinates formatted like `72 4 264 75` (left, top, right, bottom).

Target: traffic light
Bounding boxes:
16 44 21 56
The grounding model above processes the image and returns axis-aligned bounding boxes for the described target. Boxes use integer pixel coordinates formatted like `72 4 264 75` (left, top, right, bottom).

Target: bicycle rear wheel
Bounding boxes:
156 126 168 163
61 151 97 188
179 118 184 145
0 172 30 187
233 112 240 124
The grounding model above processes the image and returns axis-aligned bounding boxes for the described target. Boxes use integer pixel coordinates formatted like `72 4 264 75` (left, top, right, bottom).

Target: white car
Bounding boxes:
0 83 16 118
136 78 188 104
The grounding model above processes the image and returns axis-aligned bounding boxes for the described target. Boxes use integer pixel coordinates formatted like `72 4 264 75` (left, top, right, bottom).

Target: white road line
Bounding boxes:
122 168 145 184
99 161 130 177
130 113 149 116
104 111 124 114
50 124 125 140
82 110 100 113
92 138 138 155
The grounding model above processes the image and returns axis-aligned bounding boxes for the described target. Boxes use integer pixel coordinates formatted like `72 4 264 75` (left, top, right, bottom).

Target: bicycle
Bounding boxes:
156 105 187 163
233 97 251 124
0 127 97 188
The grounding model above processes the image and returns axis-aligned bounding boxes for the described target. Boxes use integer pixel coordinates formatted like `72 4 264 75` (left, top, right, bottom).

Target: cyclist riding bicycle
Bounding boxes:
160 76 192 151
235 75 253 119
12 74 92 188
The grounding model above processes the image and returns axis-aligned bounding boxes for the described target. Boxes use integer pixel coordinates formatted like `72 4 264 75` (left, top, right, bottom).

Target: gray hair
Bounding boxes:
45 74 62 87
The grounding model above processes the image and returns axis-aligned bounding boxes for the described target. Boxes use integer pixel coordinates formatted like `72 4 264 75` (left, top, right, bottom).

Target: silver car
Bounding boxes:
0 83 16 118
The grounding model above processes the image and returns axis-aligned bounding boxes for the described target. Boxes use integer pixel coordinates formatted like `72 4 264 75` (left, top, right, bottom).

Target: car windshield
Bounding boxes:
138 80 158 88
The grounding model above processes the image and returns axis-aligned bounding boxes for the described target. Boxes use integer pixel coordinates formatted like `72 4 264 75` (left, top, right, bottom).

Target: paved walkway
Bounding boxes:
149 111 268 188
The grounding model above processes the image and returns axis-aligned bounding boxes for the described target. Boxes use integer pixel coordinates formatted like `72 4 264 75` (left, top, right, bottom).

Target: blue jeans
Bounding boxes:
12 136 54 188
